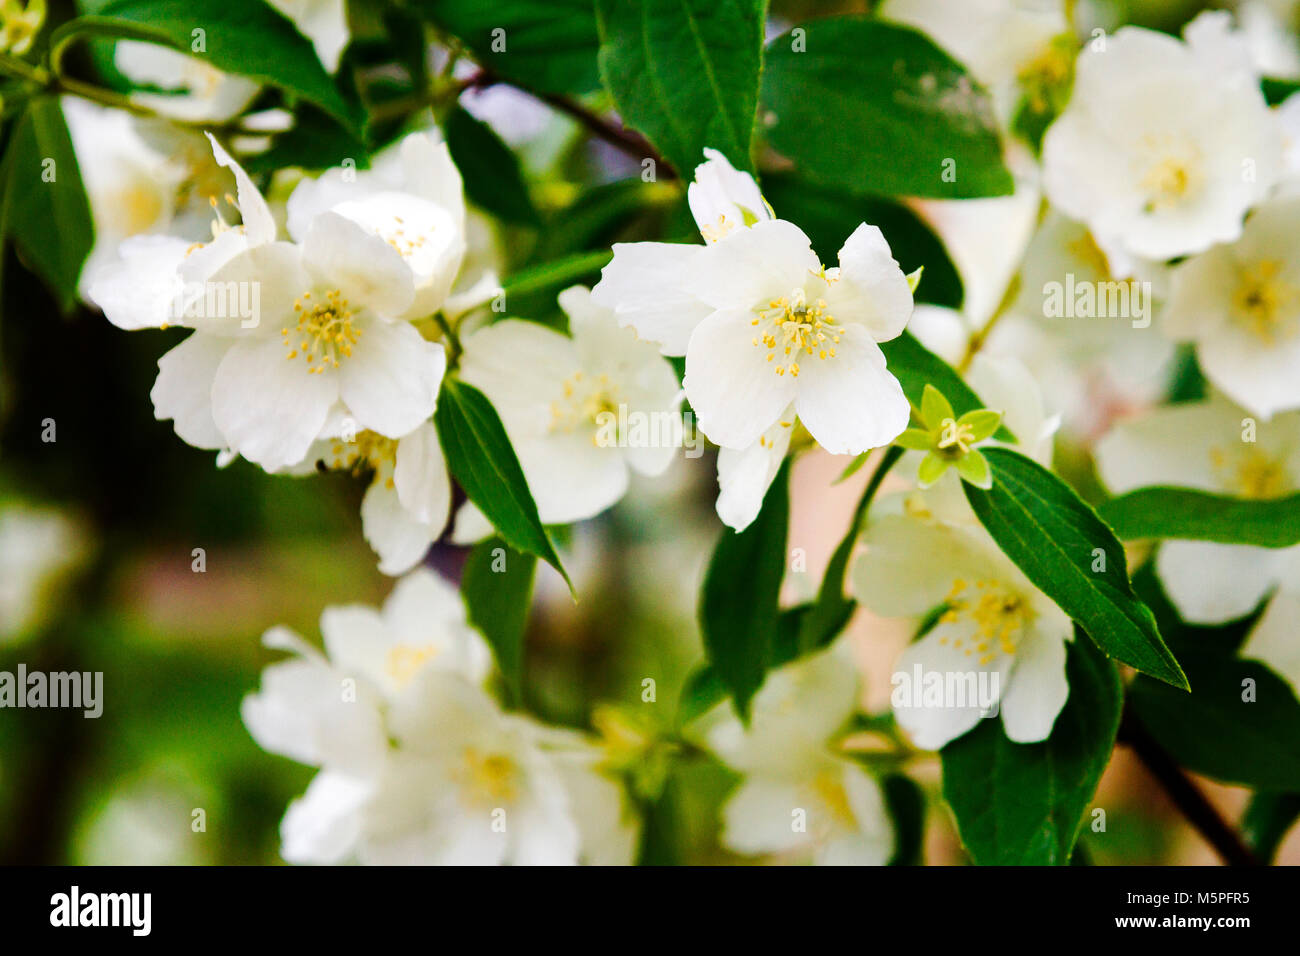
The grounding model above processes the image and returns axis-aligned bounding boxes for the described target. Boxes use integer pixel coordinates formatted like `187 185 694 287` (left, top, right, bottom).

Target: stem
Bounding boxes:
459 67 675 176
1118 705 1260 866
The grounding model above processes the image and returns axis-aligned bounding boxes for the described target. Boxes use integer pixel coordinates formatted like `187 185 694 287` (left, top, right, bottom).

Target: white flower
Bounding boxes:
285 132 469 321
452 285 682 540
695 641 893 865
0 502 88 645
713 406 795 531
1095 393 1300 624
115 40 259 123
852 492 1073 748
1162 195 1300 419
1043 24 1281 261
687 147 772 242
266 0 350 73
243 570 630 865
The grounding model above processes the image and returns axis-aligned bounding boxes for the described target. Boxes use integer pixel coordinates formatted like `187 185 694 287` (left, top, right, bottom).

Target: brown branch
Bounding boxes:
461 68 676 177
1118 705 1261 866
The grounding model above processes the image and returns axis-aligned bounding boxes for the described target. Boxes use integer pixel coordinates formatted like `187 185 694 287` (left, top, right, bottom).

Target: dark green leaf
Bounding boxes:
941 635 1121 865
1129 644 1300 791
501 249 611 297
434 378 571 590
58 0 363 134
418 0 601 95
761 173 962 309
965 448 1187 689
761 17 1013 198
595 0 765 176
1101 487 1300 549
4 98 94 311
461 536 537 706
1242 792 1300 862
698 459 790 719
444 106 539 225
880 333 1015 442
883 774 926 865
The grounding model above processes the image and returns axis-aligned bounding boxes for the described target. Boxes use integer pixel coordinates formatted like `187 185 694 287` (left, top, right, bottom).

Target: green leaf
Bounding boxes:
444 106 540 226
434 379 571 591
761 17 1013 199
1241 792 1300 862
941 635 1122 865
964 447 1188 690
595 0 765 176
56 0 363 135
418 0 601 95
241 105 368 175
1129 644 1300 791
698 458 790 720
3 98 94 311
883 774 926 866
502 249 612 297
879 333 1015 442
461 536 537 706
1100 487 1300 549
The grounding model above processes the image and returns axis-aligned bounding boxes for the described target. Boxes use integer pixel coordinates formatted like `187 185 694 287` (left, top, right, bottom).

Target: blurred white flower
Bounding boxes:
242 570 632 865
852 490 1073 748
0 502 87 644
1162 195 1300 419
453 285 682 541
115 40 259 123
1095 392 1300 624
695 641 893 865
1043 22 1281 261
266 0 350 73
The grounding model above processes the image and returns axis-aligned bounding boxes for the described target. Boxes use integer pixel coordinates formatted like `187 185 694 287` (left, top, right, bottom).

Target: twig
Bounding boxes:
1118 705 1261 866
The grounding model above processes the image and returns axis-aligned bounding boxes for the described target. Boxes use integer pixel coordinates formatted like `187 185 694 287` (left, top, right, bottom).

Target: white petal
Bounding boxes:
150 332 230 450
720 777 811 856
514 433 630 525
87 235 189 330
999 629 1070 743
338 323 445 439
892 622 1013 750
205 132 276 245
715 408 794 531
793 328 909 455
280 771 371 865
1242 591 1300 692
696 219 822 311
687 147 769 239
360 478 438 576
684 307 796 449
823 223 913 341
591 241 714 355
393 421 451 527
302 211 415 318
1156 540 1283 624
211 335 338 471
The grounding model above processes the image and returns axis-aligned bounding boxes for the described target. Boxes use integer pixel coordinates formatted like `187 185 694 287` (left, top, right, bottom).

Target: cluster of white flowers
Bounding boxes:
242 569 638 864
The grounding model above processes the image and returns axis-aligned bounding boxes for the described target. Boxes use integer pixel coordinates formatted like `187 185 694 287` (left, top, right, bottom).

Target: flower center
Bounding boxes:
938 579 1033 666
458 748 519 806
1139 139 1203 212
751 288 841 378
550 371 621 440
936 418 976 458
284 289 360 372
384 644 440 688
811 769 856 828
327 430 397 486
1232 260 1296 343
1210 446 1291 499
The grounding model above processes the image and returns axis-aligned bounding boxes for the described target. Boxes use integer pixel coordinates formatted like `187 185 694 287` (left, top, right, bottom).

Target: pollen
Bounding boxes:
458 748 519 806
385 643 440 688
1232 259 1297 343
1138 138 1203 212
327 430 396 478
753 288 841 377
938 578 1032 662
285 289 360 372
550 371 621 443
1210 446 1291 499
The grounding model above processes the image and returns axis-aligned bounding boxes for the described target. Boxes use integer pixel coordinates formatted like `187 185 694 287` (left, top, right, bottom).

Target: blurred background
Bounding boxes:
2 0 1298 864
